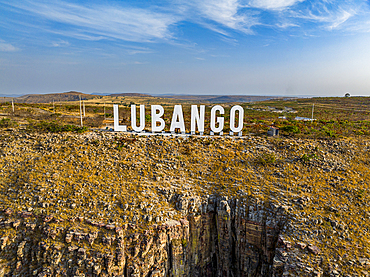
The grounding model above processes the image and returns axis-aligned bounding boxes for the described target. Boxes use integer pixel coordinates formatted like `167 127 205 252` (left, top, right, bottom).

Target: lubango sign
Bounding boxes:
113 104 244 135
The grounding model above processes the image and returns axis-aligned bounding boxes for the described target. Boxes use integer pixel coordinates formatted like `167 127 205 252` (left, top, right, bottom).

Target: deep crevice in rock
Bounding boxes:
0 195 287 276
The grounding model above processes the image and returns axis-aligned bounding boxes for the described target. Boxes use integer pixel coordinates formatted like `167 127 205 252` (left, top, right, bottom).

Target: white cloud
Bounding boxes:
51 40 70 47
220 36 239 45
251 0 368 35
48 30 106 41
199 0 250 30
184 0 258 34
327 10 355 30
0 42 18 52
276 22 299 28
248 0 304 10
127 49 153 55
344 19 370 33
1 0 370 48
294 7 357 30
5 0 179 43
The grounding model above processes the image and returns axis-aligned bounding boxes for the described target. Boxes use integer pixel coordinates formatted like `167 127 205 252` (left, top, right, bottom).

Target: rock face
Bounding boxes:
3 131 369 275
0 196 287 276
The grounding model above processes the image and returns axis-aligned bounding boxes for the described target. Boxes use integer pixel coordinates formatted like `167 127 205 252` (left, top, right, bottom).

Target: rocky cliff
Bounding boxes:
1 130 370 276
0 195 287 276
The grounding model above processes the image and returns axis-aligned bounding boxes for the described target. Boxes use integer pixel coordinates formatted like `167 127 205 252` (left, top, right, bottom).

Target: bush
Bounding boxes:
322 126 336 137
301 153 317 162
257 152 276 165
27 121 88 133
281 125 300 134
114 137 137 151
0 118 17 128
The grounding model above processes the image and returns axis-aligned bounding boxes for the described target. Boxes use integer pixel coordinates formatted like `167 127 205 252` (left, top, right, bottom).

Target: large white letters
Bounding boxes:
131 105 145 132
230 105 244 132
113 104 127 132
210 105 224 133
113 104 245 134
170 105 185 132
190 105 205 133
151 105 165 132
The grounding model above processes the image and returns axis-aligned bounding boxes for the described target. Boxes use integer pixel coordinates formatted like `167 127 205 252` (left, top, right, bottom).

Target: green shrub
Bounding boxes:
27 121 88 133
181 239 188 248
281 125 300 134
257 152 276 165
0 118 17 128
321 126 336 137
301 153 317 162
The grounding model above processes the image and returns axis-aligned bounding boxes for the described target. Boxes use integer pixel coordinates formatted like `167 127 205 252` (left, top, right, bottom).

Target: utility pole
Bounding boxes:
12 99 14 113
83 100 86 117
311 104 314 121
79 96 83 127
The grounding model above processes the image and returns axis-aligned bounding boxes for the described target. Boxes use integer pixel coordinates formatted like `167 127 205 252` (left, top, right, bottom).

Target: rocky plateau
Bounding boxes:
0 129 370 276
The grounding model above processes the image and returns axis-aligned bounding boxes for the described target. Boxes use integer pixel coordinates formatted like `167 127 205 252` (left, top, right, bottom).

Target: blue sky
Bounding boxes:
1 0 370 96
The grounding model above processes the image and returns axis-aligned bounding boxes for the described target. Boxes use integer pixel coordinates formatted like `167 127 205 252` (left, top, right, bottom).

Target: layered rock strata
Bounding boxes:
2 131 370 276
0 196 287 277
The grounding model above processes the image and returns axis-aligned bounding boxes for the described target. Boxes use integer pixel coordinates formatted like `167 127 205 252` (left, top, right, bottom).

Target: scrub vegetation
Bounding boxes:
2 95 370 137
1 95 370 275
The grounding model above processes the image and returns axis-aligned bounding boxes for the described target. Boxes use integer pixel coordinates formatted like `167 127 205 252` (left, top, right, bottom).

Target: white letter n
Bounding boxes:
191 105 205 133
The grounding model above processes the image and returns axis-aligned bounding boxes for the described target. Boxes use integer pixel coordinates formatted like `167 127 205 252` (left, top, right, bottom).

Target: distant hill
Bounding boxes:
90 92 111 96
1 91 295 104
0 96 14 103
108 93 152 97
159 95 287 103
0 93 24 98
15 91 96 103
208 95 276 103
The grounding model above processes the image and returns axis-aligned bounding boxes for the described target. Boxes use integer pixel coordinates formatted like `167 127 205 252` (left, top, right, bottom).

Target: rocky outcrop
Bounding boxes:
0 195 287 276
3 132 369 276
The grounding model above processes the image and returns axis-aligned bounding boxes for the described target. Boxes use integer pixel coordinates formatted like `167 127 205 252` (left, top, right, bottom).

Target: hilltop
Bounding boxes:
0 91 292 105
155 94 289 103
109 93 152 97
0 129 369 276
0 91 96 104
0 96 370 276
15 91 96 103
